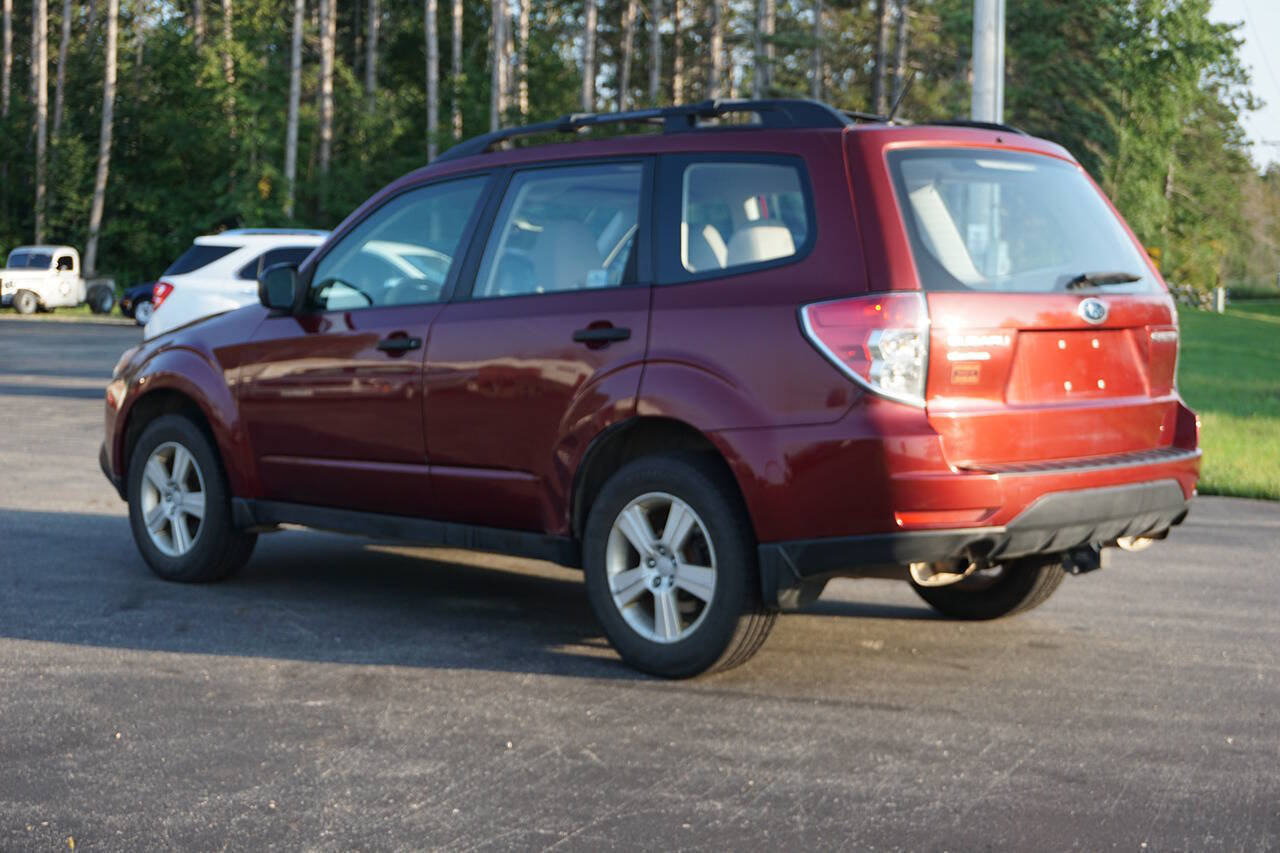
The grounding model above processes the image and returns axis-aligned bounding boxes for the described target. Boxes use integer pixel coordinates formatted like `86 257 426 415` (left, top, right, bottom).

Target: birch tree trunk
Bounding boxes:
318 0 335 175
581 0 595 111
284 0 302 218
34 0 48 242
891 0 908 105
51 0 69 138
810 0 821 100
426 0 438 158
871 0 889 114
708 0 722 99
670 0 681 104
618 0 635 110
192 0 203 49
647 0 659 105
220 0 236 131
763 0 773 94
220 0 233 84
489 0 503 130
451 0 462 138
84 0 116 274
503 2 514 109
3 0 13 119
752 0 762 98
517 0 528 117
365 0 379 104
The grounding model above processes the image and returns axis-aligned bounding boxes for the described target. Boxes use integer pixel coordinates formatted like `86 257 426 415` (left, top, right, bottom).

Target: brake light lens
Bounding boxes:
800 293 930 407
152 281 174 310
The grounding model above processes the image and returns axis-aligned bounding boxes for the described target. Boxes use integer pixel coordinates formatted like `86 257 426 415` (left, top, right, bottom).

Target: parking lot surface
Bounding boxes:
1 318 1277 850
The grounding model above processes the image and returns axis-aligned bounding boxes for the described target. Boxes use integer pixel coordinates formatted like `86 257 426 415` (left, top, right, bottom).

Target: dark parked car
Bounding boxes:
119 282 157 325
101 99 1200 677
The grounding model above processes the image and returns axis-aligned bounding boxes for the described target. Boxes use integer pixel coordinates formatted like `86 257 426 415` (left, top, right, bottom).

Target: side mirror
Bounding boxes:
259 263 301 312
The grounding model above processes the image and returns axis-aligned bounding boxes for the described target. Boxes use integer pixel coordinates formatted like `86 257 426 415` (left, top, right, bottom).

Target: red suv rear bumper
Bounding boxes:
710 399 1199 608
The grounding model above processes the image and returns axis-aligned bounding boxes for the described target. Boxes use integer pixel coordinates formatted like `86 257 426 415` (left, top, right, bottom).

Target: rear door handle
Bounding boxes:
376 335 422 353
572 326 631 344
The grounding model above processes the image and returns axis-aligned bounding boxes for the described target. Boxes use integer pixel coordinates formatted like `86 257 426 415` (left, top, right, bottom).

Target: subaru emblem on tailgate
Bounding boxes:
1078 297 1108 325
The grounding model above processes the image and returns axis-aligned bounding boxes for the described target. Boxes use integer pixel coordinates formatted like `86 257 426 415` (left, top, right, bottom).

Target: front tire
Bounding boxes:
126 414 256 583
132 299 154 326
910 555 1065 620
12 289 38 315
583 453 776 678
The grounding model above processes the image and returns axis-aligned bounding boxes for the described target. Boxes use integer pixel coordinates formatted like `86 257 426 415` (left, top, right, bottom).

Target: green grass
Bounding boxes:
1177 299 1280 500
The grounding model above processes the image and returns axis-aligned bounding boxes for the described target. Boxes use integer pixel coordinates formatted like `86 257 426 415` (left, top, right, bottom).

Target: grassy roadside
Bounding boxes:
1177 300 1280 500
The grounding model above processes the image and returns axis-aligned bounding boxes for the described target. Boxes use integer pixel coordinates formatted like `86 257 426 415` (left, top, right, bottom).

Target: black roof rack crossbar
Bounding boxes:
433 98 852 163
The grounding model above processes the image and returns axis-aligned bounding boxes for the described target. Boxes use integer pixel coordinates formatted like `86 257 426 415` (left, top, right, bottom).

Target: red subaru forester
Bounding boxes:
101 100 1199 677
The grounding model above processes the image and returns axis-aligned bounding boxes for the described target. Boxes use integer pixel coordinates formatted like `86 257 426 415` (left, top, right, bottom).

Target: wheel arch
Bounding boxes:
569 416 753 542
115 351 255 498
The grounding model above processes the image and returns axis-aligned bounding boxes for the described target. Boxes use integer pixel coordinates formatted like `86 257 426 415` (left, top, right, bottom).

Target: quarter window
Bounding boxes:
680 162 809 274
310 177 486 311
472 163 643 299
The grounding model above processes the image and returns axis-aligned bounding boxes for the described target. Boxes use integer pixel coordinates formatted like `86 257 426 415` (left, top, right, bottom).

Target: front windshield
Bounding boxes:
6 250 53 269
888 149 1154 293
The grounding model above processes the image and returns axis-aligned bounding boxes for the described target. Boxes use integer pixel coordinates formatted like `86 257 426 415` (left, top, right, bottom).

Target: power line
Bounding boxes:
1239 0 1280 99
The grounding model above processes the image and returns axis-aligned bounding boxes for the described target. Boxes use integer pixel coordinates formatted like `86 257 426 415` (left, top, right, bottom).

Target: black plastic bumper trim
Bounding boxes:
232 498 582 568
758 479 1190 609
99 442 125 500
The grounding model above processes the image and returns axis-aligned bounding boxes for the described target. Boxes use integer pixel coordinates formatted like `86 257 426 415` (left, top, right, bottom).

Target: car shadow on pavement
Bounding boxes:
0 509 644 681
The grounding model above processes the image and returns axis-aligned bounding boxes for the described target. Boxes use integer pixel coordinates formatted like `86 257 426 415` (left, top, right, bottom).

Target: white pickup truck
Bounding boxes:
1 245 88 314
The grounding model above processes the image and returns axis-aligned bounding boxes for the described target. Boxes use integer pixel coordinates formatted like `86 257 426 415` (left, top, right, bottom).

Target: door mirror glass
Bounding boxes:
259 263 301 311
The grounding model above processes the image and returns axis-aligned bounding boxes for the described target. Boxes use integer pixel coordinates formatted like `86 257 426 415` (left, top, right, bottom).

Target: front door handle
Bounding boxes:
572 326 631 345
376 335 422 353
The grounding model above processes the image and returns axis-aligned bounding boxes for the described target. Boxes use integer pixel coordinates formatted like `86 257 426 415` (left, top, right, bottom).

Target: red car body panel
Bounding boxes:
102 117 1199 594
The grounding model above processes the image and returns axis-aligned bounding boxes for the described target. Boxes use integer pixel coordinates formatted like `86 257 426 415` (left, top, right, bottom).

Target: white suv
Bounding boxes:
145 229 328 338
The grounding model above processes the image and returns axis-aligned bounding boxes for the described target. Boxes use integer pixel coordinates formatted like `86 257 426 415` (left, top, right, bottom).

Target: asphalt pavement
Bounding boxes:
0 317 1276 851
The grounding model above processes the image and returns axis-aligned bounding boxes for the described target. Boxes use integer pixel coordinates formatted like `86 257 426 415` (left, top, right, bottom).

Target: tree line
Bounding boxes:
0 0 1277 293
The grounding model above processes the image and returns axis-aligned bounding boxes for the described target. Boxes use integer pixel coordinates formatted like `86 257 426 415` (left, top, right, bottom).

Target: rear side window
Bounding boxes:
888 149 1154 293
657 156 814 283
236 246 317 280
472 162 644 299
163 244 238 276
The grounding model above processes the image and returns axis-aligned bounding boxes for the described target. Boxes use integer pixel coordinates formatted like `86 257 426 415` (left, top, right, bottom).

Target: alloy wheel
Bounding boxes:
139 441 206 557
605 492 718 644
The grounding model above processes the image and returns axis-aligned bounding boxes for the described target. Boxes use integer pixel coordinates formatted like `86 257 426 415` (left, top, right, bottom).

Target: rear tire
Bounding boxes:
12 289 38 315
127 414 256 583
583 452 776 678
88 283 116 314
910 555 1065 620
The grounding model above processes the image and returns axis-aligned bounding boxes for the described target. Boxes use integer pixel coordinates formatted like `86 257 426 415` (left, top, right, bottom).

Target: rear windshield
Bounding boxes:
6 250 52 269
163 244 238 276
888 149 1154 293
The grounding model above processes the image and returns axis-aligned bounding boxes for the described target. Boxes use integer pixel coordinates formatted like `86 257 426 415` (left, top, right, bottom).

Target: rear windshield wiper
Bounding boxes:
1063 271 1142 290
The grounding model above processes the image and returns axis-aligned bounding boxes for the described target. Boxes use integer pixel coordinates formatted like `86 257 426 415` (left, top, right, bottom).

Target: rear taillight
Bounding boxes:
800 292 930 407
152 281 174 310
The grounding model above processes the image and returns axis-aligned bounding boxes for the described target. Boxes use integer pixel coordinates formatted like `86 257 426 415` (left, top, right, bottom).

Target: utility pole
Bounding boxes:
970 0 1004 123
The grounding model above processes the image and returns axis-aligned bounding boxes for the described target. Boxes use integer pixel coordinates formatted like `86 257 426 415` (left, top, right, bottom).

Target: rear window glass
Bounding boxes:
6 250 53 269
162 244 238 276
681 162 809 274
236 246 317 280
888 149 1154 293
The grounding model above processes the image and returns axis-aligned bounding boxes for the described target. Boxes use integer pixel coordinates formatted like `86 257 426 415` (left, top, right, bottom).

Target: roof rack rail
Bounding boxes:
216 228 331 236
432 98 853 163
927 119 1028 135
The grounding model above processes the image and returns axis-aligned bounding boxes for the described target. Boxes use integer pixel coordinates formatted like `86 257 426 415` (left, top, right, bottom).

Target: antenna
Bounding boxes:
887 71 916 123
